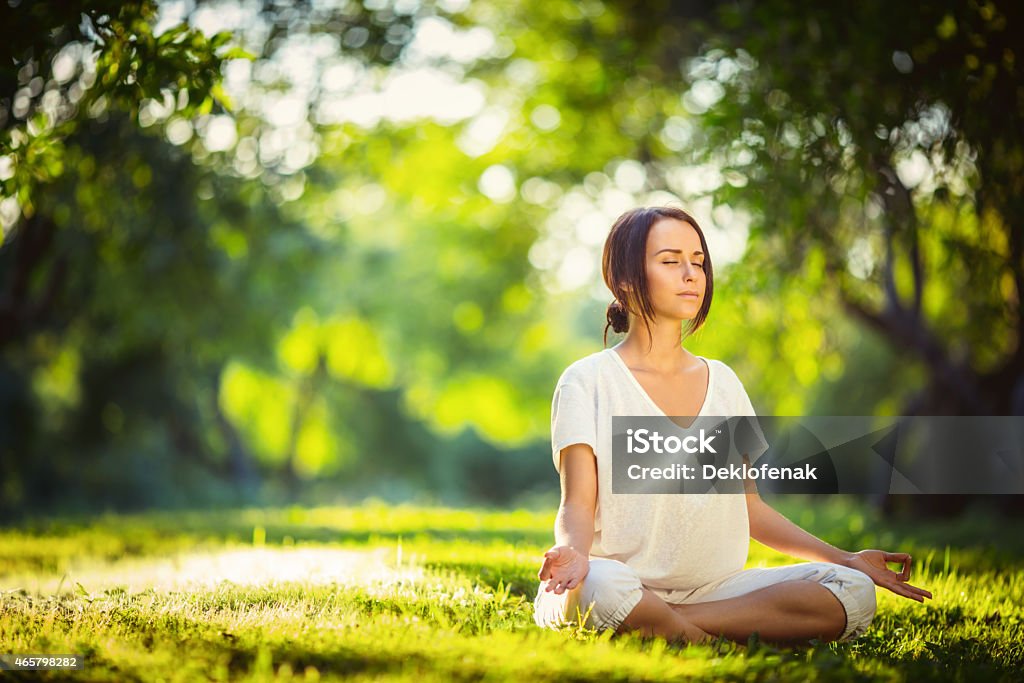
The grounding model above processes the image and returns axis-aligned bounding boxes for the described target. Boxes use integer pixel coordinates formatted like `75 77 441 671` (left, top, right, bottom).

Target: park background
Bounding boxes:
1 1 1022 681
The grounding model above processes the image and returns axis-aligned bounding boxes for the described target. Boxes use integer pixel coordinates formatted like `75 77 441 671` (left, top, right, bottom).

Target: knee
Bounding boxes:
832 566 877 641
576 558 643 629
534 558 642 632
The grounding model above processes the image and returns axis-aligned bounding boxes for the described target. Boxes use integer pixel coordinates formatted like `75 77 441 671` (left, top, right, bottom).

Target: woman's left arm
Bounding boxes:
745 479 933 603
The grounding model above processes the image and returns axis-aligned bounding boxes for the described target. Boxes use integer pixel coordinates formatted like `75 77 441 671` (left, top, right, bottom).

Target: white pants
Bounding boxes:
533 558 877 642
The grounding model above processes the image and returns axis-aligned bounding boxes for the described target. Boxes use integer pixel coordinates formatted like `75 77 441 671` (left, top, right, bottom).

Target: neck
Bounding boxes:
616 315 694 373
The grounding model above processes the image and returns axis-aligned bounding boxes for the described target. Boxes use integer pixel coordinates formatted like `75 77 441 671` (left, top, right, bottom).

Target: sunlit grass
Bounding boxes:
1 499 1023 681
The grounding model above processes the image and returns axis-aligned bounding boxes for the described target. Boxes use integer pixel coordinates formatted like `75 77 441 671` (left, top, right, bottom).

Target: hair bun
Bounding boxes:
606 299 630 334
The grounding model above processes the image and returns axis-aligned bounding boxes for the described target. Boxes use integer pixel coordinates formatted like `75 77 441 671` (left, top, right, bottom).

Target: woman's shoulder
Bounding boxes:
555 349 609 389
705 356 747 392
704 356 760 414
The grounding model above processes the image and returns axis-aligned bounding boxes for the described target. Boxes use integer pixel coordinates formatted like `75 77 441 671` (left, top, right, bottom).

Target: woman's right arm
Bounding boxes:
554 443 598 553
537 443 598 594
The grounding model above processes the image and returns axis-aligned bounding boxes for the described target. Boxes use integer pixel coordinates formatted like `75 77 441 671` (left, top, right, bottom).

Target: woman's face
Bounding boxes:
643 217 706 321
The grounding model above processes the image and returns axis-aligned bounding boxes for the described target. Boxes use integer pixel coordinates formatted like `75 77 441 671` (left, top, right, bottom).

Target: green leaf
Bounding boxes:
221 47 257 61
210 83 234 113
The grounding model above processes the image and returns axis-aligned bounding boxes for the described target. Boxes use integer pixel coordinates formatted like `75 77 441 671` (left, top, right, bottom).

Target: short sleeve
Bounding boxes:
732 377 758 417
550 380 598 473
731 374 770 462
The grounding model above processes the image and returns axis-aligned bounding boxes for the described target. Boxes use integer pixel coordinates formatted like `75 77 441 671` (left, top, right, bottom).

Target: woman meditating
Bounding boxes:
533 206 932 645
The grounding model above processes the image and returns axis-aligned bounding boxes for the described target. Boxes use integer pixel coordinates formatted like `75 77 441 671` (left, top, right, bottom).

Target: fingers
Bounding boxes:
883 552 912 580
903 582 932 600
871 551 930 602
539 565 583 595
546 572 586 594
559 576 583 593
884 581 923 602
884 580 932 602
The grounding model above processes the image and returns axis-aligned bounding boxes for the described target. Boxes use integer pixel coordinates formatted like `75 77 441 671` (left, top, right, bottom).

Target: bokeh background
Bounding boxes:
2 0 1021 520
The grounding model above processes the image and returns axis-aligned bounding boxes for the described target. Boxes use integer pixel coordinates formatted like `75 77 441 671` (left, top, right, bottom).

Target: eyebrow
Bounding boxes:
654 248 704 256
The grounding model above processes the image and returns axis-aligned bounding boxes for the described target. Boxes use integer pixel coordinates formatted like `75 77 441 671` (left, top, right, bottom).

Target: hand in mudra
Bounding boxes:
537 545 589 594
846 549 933 602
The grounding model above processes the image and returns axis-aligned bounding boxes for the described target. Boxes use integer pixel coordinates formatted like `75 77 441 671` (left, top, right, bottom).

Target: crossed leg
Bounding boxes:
618 580 846 645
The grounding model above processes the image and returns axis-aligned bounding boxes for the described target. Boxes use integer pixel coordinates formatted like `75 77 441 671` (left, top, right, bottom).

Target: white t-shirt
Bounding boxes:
550 348 764 592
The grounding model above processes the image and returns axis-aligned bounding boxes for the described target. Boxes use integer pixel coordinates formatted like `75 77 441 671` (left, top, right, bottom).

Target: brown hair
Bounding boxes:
602 206 714 348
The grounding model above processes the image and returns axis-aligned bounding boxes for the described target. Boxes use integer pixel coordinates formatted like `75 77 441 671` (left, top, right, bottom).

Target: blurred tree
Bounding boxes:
0 0 234 235
0 0 237 515
0 1 339 512
0 0 570 516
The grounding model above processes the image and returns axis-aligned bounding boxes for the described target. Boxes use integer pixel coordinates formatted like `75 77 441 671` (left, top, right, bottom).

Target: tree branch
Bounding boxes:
817 204 988 413
837 284 989 413
872 158 924 322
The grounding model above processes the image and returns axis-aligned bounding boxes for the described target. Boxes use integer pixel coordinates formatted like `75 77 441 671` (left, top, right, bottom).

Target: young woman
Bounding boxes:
533 206 932 645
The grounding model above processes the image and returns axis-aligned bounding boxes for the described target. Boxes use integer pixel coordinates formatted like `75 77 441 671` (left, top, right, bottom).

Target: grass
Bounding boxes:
1 497 1022 681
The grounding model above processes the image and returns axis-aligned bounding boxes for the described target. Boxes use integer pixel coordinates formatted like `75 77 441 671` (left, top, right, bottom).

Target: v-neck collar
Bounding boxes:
606 347 715 419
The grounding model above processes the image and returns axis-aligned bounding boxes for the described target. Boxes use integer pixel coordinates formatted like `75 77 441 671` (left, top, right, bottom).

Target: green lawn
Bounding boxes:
1 498 1022 681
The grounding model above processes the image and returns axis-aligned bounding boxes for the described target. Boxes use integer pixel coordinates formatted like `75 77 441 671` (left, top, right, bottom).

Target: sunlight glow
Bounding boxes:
6 547 424 594
404 16 496 64
530 166 752 297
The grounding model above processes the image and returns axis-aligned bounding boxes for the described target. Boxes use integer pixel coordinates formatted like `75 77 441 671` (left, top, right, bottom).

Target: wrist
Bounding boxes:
553 542 590 557
835 550 858 566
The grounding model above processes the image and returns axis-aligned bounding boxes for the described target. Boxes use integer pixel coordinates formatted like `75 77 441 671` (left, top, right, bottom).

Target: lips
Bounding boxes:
678 292 700 297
